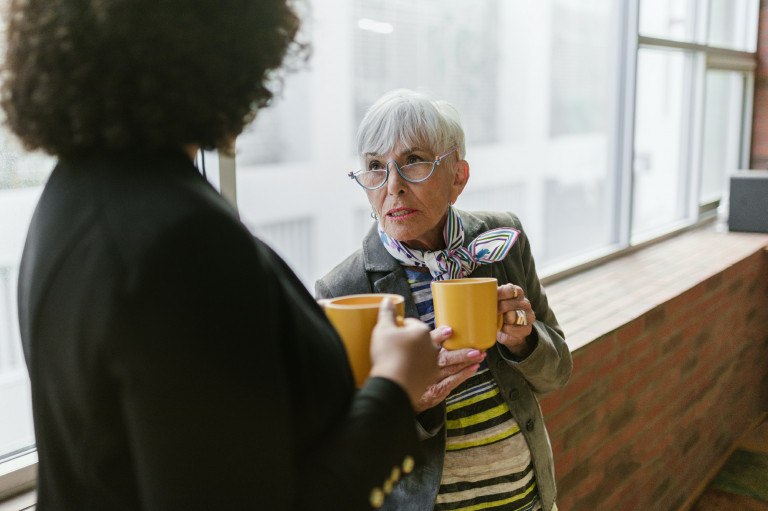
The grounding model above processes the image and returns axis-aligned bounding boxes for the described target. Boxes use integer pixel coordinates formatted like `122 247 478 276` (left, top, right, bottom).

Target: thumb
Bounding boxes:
376 297 397 327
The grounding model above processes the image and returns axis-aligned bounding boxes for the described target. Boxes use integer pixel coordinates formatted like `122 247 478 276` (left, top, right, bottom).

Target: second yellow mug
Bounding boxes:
322 293 405 387
431 277 502 351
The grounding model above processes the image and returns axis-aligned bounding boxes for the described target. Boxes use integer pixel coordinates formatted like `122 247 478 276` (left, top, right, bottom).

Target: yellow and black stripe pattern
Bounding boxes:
434 364 541 511
403 268 541 510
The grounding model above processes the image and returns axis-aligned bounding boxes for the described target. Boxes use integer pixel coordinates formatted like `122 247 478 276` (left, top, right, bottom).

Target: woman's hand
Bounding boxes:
497 283 535 358
369 299 441 408
413 326 485 412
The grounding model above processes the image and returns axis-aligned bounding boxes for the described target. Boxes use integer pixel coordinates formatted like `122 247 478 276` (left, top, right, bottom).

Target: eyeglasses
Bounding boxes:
348 149 458 190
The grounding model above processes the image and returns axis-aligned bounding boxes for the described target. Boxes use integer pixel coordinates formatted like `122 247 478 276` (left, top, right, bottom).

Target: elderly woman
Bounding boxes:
5 3 441 510
316 89 572 511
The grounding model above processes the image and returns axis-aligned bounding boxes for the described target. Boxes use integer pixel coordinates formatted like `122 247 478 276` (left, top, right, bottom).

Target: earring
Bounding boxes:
370 211 378 220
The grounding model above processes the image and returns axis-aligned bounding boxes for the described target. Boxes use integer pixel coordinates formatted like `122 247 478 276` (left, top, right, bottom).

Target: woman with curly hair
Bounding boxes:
4 1 441 509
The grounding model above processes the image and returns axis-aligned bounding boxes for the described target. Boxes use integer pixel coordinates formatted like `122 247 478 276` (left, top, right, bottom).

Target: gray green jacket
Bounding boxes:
315 210 572 511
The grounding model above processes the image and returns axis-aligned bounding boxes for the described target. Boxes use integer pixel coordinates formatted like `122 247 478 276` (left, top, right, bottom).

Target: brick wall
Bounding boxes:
539 249 768 510
750 1 768 168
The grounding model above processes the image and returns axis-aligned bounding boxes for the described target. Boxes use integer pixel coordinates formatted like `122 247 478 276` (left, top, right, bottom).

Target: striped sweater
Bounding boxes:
405 268 541 511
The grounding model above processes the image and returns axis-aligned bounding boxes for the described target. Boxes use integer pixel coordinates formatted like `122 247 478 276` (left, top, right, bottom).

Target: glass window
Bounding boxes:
632 48 692 238
707 0 759 51
639 0 699 42
234 0 623 283
700 70 746 204
0 134 52 462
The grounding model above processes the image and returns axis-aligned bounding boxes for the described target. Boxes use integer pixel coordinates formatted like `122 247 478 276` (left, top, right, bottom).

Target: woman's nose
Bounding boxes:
386 162 406 195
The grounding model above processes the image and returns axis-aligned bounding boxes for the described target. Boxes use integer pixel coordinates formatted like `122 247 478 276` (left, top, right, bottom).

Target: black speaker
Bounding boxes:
728 170 768 233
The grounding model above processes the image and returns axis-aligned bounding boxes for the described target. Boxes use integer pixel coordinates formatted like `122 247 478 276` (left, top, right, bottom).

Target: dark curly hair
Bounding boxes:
1 0 306 156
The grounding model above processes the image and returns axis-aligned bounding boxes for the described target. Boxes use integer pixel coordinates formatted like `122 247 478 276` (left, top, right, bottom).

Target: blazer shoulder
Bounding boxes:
462 209 523 231
315 248 370 299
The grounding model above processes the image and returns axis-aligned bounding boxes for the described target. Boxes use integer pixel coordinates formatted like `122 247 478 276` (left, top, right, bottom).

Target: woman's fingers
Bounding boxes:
415 362 481 412
501 308 535 331
376 297 397 325
497 283 520 303
430 325 452 347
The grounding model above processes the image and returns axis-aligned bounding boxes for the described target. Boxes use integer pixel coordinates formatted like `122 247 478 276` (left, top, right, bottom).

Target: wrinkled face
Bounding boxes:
363 143 468 251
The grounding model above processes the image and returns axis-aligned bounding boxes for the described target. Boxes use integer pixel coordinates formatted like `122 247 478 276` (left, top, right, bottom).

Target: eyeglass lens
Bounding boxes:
356 161 434 189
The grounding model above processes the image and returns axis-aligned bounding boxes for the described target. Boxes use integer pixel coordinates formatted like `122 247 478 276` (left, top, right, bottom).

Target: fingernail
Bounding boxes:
441 326 453 336
471 363 481 372
467 350 482 358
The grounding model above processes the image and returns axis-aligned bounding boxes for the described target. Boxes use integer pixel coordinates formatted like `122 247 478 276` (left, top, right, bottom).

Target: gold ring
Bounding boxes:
515 309 527 326
512 287 518 299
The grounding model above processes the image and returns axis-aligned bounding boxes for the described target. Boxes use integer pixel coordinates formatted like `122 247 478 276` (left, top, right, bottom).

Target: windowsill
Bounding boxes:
0 451 36 505
544 221 768 352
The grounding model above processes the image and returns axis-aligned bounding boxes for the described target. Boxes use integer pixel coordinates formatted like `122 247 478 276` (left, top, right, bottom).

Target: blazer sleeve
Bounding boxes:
495 214 572 394
113 211 418 510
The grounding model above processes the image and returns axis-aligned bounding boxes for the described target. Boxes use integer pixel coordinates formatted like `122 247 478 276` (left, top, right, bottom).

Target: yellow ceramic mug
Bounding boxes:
322 293 405 387
431 277 503 351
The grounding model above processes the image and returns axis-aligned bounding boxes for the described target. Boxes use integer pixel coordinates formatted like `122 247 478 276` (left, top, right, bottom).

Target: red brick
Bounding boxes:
553 447 576 479
578 334 616 370
616 319 645 346
549 243 768 508
538 388 565 418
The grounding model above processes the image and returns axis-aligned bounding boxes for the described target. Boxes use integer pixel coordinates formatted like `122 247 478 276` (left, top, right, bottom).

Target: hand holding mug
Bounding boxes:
321 293 406 387
497 283 535 358
413 327 485 412
369 299 441 408
431 278 503 351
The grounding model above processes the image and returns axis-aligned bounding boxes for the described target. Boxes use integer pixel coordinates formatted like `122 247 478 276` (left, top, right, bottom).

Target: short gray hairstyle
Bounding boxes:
356 89 466 161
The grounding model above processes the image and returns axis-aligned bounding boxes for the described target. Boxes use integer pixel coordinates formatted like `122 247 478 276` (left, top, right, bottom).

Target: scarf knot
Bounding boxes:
378 207 519 280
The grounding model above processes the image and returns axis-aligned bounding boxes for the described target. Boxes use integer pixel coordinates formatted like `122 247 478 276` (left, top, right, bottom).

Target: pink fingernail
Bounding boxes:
468 350 482 358
441 326 453 335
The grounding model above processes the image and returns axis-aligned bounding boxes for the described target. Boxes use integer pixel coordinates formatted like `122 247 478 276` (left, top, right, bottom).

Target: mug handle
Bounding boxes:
496 313 504 331
396 315 405 327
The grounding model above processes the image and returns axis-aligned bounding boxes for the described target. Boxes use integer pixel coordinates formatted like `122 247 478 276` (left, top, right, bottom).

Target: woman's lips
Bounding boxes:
386 208 417 220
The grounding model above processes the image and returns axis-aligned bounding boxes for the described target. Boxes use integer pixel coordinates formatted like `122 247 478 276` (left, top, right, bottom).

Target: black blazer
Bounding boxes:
17 149 418 510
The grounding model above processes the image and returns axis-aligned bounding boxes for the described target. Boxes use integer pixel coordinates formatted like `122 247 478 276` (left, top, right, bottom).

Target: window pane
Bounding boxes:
639 0 698 42
234 0 623 285
352 1 502 146
707 0 759 51
700 71 745 204
0 135 51 460
632 48 691 237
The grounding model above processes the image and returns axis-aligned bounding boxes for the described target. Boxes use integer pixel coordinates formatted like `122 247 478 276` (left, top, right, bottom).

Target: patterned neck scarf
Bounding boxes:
378 206 520 281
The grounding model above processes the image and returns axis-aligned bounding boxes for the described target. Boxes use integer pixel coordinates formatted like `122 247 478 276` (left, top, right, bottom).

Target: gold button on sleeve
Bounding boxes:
402 455 415 474
390 466 401 482
383 479 393 494
369 488 384 508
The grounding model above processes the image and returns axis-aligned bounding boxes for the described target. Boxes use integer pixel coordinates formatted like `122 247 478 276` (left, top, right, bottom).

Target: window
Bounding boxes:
229 0 758 284
632 48 692 237
0 133 52 491
708 0 759 51
235 0 624 280
633 0 758 242
700 70 747 205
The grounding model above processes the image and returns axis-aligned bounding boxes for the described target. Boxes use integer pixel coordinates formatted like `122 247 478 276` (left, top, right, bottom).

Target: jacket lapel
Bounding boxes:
362 224 421 318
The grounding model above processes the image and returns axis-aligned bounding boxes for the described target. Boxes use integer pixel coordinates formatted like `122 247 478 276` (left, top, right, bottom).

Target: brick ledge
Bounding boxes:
545 226 768 352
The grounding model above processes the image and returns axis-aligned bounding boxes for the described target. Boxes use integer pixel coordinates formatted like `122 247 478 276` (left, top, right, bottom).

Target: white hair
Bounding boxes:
356 89 466 161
